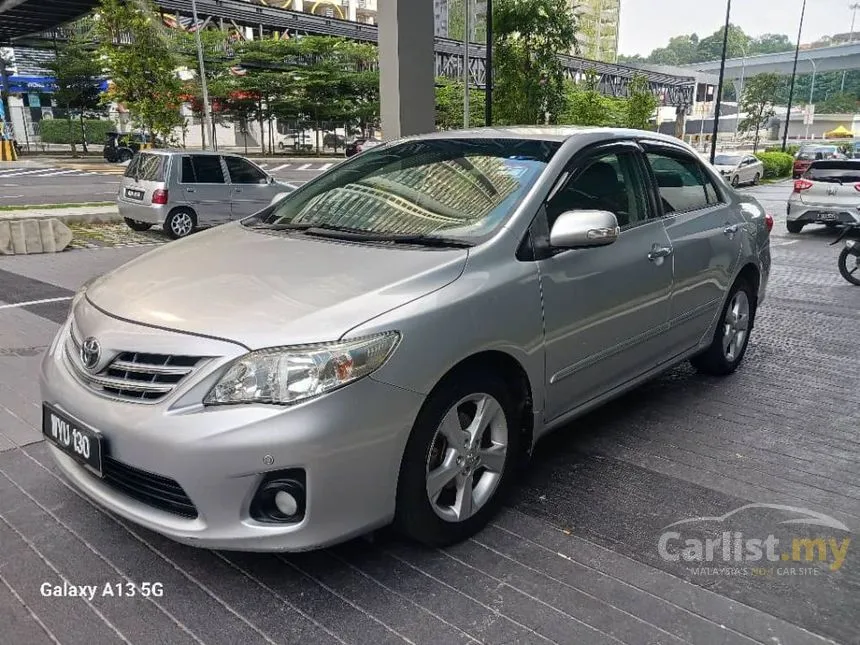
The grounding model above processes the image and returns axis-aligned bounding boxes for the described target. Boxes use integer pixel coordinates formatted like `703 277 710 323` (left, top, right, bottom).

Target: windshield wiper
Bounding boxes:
303 227 473 248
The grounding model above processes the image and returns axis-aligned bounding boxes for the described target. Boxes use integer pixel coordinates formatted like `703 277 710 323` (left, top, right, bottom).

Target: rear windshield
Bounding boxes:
804 160 860 183
124 153 167 182
797 147 838 161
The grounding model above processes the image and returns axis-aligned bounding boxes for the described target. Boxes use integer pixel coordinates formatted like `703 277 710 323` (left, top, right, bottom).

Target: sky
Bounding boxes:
617 0 858 56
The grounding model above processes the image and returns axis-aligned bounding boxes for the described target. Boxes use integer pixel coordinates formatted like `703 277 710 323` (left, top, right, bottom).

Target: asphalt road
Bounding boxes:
0 159 335 207
0 183 858 645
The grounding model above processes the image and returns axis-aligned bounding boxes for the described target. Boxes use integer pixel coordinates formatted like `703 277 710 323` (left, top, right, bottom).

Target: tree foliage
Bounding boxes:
46 37 104 153
493 0 577 125
435 78 485 129
624 74 658 130
738 73 782 153
95 0 184 141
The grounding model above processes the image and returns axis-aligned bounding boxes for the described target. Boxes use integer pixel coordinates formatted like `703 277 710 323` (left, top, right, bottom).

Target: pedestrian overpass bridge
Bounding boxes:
683 41 860 79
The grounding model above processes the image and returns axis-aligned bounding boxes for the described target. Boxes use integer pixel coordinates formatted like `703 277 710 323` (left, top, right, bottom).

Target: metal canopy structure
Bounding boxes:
0 0 99 43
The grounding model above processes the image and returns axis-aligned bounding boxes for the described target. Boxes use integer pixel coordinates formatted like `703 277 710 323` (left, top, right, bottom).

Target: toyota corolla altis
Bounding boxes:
41 127 771 551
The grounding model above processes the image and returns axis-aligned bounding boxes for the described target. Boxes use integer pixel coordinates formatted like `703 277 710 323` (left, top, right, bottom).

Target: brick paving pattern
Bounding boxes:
0 183 857 645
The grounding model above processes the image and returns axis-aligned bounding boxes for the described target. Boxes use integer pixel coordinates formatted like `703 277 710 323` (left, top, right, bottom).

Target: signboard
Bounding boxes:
803 104 815 126
28 93 41 108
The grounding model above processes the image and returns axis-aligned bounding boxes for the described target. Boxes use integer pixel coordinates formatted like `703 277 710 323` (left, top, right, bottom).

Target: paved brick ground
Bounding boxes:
0 182 857 645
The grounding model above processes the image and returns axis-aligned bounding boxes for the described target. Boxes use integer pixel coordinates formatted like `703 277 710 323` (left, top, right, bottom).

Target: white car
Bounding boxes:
712 153 764 187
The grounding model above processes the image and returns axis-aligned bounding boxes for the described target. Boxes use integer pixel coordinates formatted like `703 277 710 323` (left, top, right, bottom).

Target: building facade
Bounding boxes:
572 0 621 63
283 0 377 25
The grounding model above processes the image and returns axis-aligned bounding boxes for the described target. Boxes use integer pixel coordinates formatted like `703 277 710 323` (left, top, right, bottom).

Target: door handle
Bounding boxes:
724 223 739 236
647 245 673 261
234 188 242 193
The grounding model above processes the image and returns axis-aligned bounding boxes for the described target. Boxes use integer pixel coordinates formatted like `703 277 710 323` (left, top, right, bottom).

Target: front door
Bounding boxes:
224 156 274 218
538 143 674 422
643 144 743 355
179 155 232 224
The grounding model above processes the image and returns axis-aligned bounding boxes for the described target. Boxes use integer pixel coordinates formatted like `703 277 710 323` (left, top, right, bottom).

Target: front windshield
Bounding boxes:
255 138 560 241
714 154 741 166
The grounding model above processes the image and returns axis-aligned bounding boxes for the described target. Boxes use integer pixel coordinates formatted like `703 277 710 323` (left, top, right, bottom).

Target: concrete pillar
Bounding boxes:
293 0 304 11
378 0 435 139
347 0 357 21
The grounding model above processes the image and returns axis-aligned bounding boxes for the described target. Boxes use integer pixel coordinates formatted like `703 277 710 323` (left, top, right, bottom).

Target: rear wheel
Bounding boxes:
838 247 860 285
395 368 519 547
752 173 760 185
787 221 804 234
163 208 196 239
124 218 152 231
690 279 755 376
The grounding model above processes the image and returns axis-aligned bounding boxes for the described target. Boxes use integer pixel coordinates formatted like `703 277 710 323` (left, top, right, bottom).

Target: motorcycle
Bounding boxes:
831 223 860 285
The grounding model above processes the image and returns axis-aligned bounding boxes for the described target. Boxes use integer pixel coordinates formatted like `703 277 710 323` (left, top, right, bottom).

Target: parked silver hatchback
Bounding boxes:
42 127 771 552
117 150 294 238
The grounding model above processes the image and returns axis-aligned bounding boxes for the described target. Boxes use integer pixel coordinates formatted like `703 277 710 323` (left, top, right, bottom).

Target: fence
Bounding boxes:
5 104 378 156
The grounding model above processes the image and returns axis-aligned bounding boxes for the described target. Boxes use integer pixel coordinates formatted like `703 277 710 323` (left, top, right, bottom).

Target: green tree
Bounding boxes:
818 92 858 114
47 37 104 154
493 0 577 125
559 71 625 126
434 78 485 129
95 0 184 142
738 73 782 153
625 74 658 130
696 24 750 62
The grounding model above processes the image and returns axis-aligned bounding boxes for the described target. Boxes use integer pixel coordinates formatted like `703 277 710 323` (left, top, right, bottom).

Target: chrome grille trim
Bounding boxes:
65 320 206 403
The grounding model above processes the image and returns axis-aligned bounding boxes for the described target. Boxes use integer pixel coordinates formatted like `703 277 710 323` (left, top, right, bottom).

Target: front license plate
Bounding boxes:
42 404 104 477
125 188 144 200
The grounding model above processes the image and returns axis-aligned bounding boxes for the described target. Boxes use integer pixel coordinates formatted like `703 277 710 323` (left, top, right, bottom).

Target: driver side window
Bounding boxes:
546 151 651 229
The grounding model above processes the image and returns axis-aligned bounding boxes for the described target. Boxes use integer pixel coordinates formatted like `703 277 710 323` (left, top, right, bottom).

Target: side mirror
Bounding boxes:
549 210 620 249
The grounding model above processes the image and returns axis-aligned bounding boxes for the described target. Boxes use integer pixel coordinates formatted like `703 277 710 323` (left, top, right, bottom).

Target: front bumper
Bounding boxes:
40 307 424 552
787 201 860 225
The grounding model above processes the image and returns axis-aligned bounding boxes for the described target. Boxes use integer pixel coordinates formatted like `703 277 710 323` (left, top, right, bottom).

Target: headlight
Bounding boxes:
204 332 400 406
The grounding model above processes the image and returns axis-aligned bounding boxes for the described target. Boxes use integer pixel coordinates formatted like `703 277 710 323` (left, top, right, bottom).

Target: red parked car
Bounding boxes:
793 145 840 178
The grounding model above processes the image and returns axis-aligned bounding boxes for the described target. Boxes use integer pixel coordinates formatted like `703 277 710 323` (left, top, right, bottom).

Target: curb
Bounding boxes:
0 209 121 226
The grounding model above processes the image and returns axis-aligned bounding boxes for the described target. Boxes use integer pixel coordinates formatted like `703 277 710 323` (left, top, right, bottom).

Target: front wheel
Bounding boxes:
731 175 740 188
838 247 860 285
690 279 756 376
395 369 519 547
124 218 152 231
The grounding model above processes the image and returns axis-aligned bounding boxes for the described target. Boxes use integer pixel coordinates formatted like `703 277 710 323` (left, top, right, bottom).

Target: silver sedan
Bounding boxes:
40 127 771 551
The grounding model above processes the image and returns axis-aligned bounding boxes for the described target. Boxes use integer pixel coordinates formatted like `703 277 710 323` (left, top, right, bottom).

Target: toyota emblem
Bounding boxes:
80 337 101 372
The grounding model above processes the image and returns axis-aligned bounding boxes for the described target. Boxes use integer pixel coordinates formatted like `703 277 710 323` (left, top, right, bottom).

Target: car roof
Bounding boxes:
138 150 245 158
405 126 689 146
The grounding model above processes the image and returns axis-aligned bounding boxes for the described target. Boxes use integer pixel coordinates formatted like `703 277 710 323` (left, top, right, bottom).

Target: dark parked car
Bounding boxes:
104 132 157 163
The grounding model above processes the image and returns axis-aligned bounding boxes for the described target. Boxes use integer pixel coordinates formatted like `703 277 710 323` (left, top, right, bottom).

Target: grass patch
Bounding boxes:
0 201 114 212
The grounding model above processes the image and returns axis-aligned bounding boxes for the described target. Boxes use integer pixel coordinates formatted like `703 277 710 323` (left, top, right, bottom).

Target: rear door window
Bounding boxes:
181 155 226 184
646 150 722 214
224 156 268 184
123 153 166 181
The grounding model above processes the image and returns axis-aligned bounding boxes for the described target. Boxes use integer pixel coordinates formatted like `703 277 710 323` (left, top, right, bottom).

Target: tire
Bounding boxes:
752 173 760 185
124 218 152 231
690 278 756 376
786 221 804 234
731 175 740 188
838 247 860 286
395 368 520 547
163 208 196 239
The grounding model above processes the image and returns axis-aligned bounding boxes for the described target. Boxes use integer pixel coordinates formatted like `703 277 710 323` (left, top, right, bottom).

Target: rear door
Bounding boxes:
643 142 743 355
224 156 273 218
119 153 168 206
179 155 232 224
798 161 860 219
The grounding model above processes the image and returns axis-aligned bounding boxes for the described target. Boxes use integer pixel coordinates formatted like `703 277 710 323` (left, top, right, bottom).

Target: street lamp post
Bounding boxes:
191 0 216 150
463 0 470 128
485 0 493 126
709 0 731 165
734 41 746 141
806 58 817 140
842 3 860 91
782 0 807 152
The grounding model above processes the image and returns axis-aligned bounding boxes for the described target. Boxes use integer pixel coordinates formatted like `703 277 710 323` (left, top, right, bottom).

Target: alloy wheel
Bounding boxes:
171 212 193 237
425 393 508 523
722 290 750 362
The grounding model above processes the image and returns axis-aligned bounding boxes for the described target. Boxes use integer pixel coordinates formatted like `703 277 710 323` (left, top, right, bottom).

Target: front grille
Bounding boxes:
65 323 204 403
102 456 198 518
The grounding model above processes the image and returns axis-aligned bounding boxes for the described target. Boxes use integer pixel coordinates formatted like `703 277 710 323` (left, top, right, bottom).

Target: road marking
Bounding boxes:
0 195 24 199
297 163 312 170
771 240 800 247
36 169 80 177
269 163 291 172
319 163 333 170
0 296 73 310
0 183 19 186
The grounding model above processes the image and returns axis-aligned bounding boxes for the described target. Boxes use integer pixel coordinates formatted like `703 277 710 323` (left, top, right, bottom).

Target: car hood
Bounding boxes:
714 165 737 172
86 223 468 350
